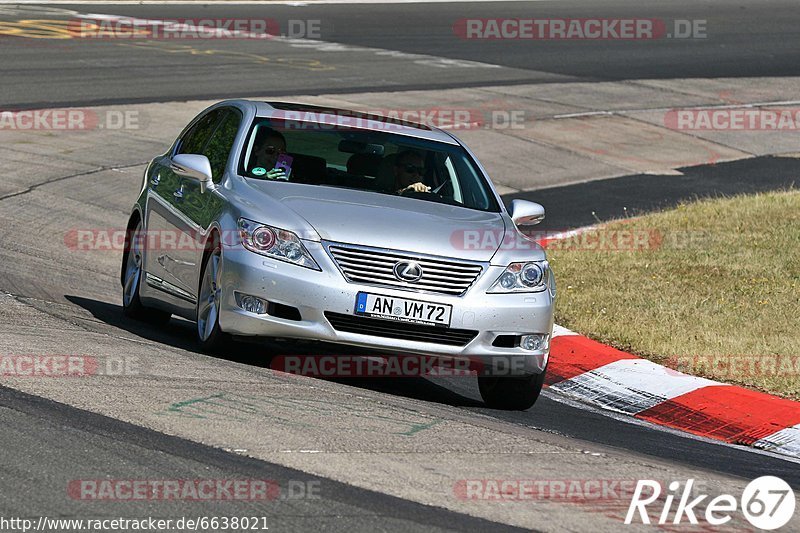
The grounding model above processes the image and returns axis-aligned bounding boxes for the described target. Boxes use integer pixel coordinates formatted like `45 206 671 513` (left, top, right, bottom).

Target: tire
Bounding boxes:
196 241 231 352
121 220 172 325
478 370 546 411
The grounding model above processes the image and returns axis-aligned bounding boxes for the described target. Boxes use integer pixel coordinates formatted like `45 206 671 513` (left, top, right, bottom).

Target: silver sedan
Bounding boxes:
121 100 555 410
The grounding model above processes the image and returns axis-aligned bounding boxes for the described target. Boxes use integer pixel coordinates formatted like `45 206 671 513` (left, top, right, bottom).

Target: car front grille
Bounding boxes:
325 312 478 347
327 244 483 296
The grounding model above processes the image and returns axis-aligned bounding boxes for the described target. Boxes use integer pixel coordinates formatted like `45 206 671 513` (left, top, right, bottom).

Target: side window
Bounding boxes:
204 110 242 183
176 109 223 156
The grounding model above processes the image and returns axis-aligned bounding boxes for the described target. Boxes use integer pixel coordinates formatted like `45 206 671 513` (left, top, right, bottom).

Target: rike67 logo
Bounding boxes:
626 476 795 529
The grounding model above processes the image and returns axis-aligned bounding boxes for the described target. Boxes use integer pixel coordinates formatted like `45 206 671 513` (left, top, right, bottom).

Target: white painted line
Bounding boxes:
552 100 800 120
74 12 502 70
3 0 549 5
550 358 720 415
540 225 600 242
553 111 615 119
552 324 577 338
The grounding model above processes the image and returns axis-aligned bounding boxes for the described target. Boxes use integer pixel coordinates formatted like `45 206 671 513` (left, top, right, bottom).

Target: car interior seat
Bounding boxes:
375 153 398 193
346 153 383 177
288 153 327 185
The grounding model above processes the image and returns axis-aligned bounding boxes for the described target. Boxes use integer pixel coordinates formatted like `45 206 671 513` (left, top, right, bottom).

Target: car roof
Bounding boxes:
238 100 460 145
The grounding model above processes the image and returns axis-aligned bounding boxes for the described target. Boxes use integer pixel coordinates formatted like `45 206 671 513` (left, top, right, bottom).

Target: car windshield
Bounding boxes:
238 116 500 212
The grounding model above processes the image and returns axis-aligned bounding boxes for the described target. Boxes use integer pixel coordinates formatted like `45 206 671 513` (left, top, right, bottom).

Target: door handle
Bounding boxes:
150 174 161 188
173 185 184 200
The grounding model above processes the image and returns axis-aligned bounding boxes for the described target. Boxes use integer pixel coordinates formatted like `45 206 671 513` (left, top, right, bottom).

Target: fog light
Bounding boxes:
499 272 517 290
520 334 548 351
235 292 268 314
282 241 303 261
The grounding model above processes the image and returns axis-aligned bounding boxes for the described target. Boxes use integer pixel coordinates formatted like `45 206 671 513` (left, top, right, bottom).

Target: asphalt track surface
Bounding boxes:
1 1 800 531
0 385 525 532
0 0 799 108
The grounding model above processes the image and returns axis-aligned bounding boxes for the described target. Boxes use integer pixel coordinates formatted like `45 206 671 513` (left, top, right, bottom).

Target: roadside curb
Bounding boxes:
547 313 800 460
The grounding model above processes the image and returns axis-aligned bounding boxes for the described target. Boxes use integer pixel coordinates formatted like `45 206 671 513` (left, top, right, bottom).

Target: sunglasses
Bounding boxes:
398 164 426 175
261 145 286 156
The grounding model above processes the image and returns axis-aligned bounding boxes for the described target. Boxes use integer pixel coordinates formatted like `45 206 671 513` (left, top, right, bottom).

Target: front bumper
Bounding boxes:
218 241 554 375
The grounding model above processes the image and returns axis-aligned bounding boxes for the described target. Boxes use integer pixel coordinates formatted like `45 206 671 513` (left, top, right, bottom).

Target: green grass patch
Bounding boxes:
547 190 800 399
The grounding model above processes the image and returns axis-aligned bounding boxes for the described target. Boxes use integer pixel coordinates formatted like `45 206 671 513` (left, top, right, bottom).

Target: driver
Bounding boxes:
393 150 431 195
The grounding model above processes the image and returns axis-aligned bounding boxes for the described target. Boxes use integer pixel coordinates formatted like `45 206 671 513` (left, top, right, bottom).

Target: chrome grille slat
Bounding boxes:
337 262 476 284
344 271 469 288
332 249 482 273
337 259 480 280
345 275 465 294
336 250 481 274
328 244 483 296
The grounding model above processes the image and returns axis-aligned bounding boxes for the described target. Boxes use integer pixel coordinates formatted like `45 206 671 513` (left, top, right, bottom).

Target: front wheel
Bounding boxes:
196 243 230 352
478 371 546 411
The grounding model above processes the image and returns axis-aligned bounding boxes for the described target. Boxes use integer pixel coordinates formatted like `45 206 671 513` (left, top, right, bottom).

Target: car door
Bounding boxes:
141 159 171 285
169 107 242 293
146 108 225 294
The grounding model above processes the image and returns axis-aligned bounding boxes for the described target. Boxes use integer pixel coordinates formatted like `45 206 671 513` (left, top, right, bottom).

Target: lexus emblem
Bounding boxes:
393 261 423 282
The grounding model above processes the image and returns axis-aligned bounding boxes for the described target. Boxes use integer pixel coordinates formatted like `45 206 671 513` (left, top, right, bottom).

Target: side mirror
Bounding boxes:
170 154 212 192
509 199 545 227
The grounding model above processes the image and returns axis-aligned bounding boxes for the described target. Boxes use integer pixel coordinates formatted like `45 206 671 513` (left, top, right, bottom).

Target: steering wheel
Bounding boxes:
400 180 451 199
431 181 448 194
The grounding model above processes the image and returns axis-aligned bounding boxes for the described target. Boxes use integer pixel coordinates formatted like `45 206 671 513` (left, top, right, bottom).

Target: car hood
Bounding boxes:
248 182 506 262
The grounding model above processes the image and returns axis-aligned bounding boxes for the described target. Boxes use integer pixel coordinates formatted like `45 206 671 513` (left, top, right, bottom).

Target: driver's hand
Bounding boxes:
266 168 287 180
399 182 431 194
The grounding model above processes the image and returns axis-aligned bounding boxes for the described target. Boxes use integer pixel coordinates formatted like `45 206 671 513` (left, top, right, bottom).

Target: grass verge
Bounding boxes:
547 190 800 399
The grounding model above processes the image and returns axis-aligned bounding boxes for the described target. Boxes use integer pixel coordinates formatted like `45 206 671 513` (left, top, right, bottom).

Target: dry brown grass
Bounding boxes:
547 190 800 398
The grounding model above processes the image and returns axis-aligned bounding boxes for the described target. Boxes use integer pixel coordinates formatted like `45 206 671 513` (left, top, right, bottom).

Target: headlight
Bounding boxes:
238 218 320 270
487 261 548 293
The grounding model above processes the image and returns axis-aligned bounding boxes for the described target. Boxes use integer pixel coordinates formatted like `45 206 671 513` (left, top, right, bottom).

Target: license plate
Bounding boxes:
354 292 452 327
